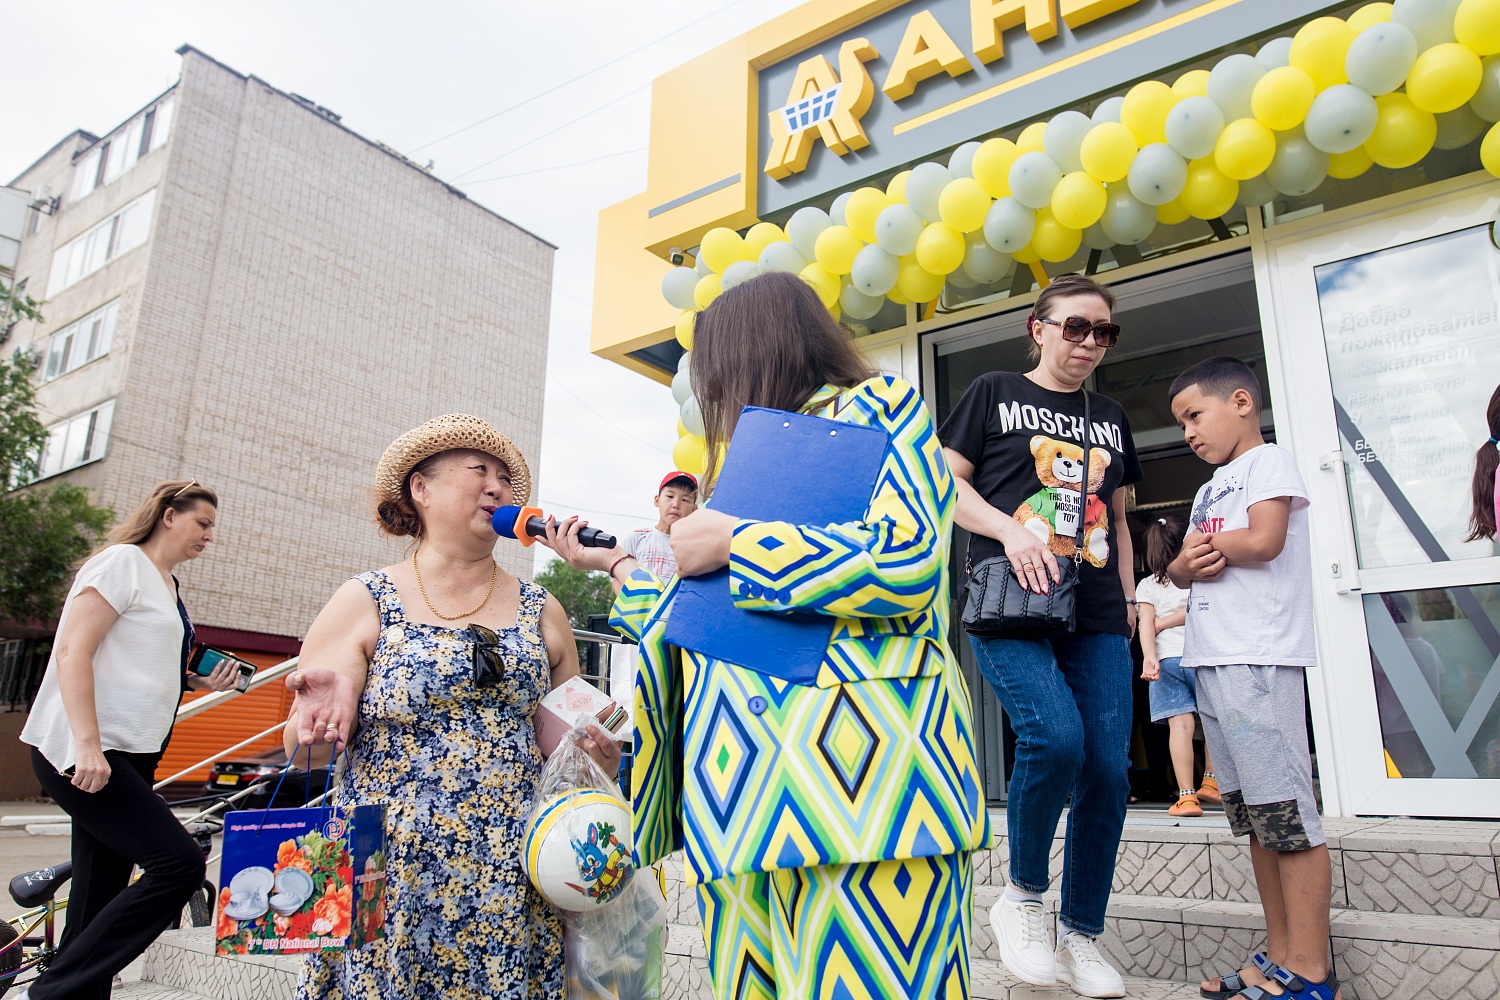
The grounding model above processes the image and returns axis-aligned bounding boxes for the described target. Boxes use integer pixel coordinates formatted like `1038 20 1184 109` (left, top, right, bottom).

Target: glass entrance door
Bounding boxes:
1260 175 1500 817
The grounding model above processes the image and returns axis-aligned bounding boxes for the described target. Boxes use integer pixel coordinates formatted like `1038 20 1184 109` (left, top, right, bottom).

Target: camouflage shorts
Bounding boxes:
1222 790 1316 851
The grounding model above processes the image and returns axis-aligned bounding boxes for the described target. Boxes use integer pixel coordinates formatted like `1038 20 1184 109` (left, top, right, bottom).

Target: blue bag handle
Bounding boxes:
255 741 342 835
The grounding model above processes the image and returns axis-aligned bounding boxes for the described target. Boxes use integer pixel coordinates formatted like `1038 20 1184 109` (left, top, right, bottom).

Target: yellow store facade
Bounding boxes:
592 0 1500 819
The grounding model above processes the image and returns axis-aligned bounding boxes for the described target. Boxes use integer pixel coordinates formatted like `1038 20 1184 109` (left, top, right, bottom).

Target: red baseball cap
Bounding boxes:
659 470 699 493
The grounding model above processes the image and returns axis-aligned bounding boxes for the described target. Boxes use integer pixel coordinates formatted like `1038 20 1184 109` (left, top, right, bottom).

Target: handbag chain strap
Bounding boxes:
1072 389 1092 565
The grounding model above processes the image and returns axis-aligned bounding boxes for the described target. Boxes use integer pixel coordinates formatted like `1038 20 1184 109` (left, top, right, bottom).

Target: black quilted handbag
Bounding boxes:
961 390 1092 639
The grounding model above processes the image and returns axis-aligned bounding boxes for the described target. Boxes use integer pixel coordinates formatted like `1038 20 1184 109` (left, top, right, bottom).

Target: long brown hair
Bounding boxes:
691 270 877 488
1145 513 1187 584
1467 385 1500 542
104 479 219 548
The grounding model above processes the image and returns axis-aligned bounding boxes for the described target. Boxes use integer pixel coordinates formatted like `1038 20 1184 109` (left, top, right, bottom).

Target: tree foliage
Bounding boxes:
0 352 47 485
533 559 615 629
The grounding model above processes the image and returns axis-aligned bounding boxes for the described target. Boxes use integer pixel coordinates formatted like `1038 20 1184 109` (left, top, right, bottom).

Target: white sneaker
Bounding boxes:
1056 932 1126 998
990 893 1057 986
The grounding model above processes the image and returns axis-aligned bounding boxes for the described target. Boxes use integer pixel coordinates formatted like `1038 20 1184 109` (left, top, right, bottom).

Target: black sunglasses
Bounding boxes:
469 623 506 689
1034 314 1121 348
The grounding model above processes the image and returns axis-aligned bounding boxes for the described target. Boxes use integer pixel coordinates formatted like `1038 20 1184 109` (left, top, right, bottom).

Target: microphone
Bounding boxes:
491 506 617 549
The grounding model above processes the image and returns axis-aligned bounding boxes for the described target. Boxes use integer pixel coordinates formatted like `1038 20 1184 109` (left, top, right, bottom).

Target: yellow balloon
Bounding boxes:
972 138 1021 197
1364 92 1438 168
676 418 688 438
1457 0 1500 56
1121 80 1179 146
938 177 992 233
915 222 966 275
1031 208 1083 263
1173 70 1211 99
800 261 841 306
1481 120 1500 176
1012 243 1041 263
693 272 722 309
1290 17 1353 91
887 170 912 203
675 310 695 350
1251 66 1317 131
1328 146 1375 178
1051 171 1108 229
743 222 785 259
699 227 748 273
1179 157 1239 219
845 188 890 243
887 286 912 306
1214 118 1278 179
897 255 946 302
1346 2 1393 34
1156 198 1191 225
1080 122 1139 183
828 300 842 321
814 225 863 275
672 434 708 477
1406 43 1485 113
1017 122 1049 154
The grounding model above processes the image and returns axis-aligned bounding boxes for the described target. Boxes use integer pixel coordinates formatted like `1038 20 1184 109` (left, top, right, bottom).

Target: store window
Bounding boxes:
43 300 119 381
33 401 116 482
70 94 175 202
47 190 156 296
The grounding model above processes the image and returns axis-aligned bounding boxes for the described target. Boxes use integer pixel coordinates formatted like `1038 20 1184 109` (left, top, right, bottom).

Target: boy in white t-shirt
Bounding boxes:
1167 357 1335 1000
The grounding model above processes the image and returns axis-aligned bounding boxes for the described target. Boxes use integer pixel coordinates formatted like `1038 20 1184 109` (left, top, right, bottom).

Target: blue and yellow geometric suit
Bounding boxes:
610 376 990 1000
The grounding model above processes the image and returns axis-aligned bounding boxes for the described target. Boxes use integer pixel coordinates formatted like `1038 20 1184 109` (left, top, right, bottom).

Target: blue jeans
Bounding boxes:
970 630 1133 935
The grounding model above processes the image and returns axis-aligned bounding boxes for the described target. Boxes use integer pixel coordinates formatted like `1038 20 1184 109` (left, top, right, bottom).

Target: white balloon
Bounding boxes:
1346 23 1420 96
1092 96 1125 124
1081 222 1114 250
850 244 900 296
1100 184 1157 245
680 395 705 437
1266 127 1330 197
949 141 983 179
720 259 763 290
1165 96 1226 160
1207 53 1266 122
830 191 852 227
1236 172 1278 207
695 253 711 276
1008 152 1063 209
758 240 808 274
661 266 700 310
786 207 832 259
946 266 979 290
983 197 1037 253
1391 0 1461 51
1472 55 1500 121
906 162 953 222
1126 143 1188 206
1304 85 1380 153
961 231 1013 283
1256 37 1294 70
678 350 692 374
874 203 926 256
840 278 885 319
671 369 693 405
1435 105 1487 148
1044 111 1094 174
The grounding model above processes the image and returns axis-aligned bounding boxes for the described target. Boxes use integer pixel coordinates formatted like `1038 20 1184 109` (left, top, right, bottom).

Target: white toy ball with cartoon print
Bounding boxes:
525 788 636 913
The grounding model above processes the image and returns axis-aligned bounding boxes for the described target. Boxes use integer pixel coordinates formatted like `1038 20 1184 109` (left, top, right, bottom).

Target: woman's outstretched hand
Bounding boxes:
287 667 361 749
537 516 620 574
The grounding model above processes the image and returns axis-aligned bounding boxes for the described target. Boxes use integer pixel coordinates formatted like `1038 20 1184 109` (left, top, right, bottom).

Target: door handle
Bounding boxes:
1317 451 1361 594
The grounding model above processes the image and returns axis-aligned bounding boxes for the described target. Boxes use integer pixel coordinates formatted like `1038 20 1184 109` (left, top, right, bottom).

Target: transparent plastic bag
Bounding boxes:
528 725 666 1000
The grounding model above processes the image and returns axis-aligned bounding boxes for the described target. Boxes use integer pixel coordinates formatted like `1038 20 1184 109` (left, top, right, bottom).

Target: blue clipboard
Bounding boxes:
663 405 889 684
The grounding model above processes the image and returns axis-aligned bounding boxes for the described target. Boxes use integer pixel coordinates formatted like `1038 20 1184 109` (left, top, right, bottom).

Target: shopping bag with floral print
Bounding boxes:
215 747 387 956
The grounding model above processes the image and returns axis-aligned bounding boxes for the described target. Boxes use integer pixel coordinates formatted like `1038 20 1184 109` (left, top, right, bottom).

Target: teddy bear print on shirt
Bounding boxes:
1014 435 1113 568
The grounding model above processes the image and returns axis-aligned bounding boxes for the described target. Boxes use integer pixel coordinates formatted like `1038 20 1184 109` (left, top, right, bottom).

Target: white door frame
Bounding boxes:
1252 170 1500 819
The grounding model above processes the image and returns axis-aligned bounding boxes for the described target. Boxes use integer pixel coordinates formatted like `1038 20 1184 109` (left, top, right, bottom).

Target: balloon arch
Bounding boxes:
662 0 1500 475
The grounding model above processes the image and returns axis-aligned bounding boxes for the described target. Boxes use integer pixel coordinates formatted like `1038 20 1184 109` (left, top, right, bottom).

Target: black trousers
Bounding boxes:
30 748 205 1000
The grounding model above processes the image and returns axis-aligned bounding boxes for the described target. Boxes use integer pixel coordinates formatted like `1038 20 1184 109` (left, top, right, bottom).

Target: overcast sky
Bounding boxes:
2 0 806 572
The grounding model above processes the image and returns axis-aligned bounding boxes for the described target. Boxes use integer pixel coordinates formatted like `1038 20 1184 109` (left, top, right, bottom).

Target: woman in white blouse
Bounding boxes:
19 480 225 1000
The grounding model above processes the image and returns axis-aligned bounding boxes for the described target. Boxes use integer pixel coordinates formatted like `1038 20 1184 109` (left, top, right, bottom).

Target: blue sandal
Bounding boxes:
1236 966 1339 1000
1200 953 1280 1000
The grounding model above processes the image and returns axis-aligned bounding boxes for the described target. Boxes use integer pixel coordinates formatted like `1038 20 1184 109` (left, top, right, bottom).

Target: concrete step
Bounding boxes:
141 928 298 999
111 984 220 1000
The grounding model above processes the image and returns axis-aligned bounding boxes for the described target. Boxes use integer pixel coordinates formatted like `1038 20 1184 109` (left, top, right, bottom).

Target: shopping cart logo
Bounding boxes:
778 84 842 135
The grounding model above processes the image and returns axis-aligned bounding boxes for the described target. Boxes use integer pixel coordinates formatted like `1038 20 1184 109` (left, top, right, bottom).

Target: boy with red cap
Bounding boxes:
623 470 698 584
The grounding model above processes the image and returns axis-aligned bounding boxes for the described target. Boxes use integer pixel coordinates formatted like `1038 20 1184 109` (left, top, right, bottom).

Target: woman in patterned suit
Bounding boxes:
543 270 989 1000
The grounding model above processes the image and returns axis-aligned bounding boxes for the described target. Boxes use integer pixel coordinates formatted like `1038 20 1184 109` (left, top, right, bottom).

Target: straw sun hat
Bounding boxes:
375 414 532 507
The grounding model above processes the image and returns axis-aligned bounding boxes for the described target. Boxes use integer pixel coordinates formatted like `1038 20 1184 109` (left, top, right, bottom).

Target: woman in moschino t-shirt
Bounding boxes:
939 273 1143 997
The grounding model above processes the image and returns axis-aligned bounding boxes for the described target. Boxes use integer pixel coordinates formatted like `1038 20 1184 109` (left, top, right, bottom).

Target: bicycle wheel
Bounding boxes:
0 918 20 998
186 885 213 928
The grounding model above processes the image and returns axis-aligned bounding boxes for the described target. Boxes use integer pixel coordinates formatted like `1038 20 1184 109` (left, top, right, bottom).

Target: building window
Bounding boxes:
42 300 118 381
70 94 175 202
47 189 155 296
34 401 116 481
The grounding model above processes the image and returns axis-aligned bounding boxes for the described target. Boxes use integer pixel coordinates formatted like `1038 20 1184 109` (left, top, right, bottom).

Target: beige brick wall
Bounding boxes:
11 50 553 639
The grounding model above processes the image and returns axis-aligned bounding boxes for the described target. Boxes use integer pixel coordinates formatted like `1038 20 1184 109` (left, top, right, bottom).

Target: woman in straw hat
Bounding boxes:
284 415 618 1000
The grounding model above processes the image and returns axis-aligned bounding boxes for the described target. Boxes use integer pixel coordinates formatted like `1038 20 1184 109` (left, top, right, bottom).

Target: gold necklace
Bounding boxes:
412 549 497 621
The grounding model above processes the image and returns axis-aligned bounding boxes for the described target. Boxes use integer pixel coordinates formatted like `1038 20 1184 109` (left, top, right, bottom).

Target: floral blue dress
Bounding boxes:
297 571 565 1000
